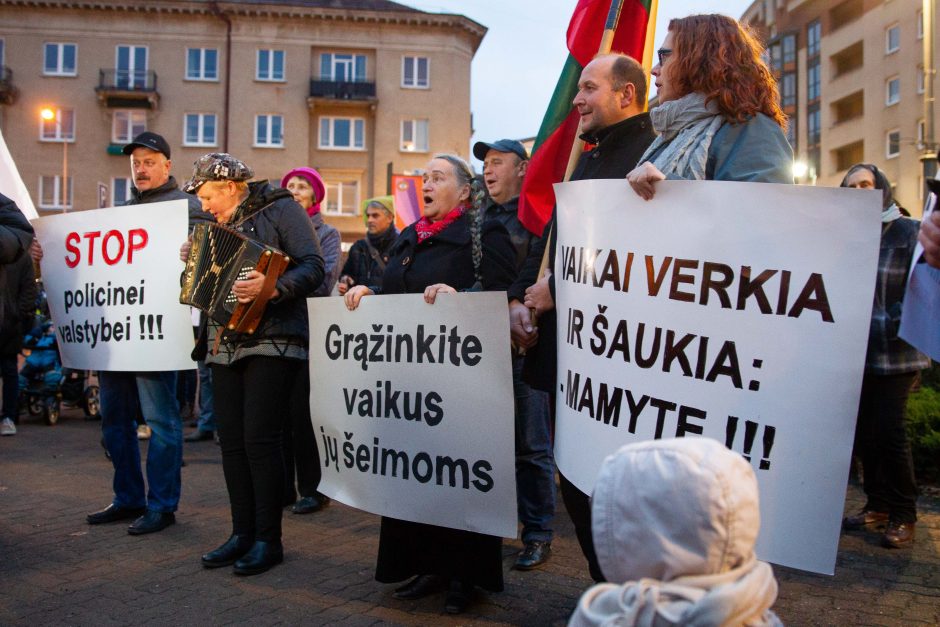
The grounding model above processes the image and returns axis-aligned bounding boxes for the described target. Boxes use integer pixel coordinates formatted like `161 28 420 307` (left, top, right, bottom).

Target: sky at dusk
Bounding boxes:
403 0 756 165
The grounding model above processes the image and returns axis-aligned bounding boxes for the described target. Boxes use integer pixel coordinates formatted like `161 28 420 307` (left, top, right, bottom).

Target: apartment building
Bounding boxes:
742 0 934 215
0 0 485 239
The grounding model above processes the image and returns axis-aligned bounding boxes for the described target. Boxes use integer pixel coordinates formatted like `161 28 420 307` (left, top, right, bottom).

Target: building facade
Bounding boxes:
742 0 935 215
0 0 485 239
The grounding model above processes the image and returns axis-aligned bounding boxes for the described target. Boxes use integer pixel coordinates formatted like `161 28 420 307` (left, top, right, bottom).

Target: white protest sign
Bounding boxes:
308 292 517 538
554 179 880 575
31 200 197 371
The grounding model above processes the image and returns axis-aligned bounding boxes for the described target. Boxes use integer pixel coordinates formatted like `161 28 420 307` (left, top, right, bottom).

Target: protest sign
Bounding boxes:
308 293 517 537
31 200 196 371
554 179 880 575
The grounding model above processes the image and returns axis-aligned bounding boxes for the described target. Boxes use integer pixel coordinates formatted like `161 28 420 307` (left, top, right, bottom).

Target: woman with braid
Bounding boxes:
344 153 516 614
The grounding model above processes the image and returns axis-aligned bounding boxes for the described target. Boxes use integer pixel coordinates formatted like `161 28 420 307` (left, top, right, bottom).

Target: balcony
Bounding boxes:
0 66 17 105
832 140 864 173
307 79 377 110
95 69 159 109
831 90 864 125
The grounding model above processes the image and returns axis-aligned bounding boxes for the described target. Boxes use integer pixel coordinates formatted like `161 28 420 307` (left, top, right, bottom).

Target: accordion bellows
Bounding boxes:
180 222 290 335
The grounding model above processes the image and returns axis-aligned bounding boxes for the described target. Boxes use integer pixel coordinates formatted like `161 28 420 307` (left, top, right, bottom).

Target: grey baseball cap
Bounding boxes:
472 139 528 161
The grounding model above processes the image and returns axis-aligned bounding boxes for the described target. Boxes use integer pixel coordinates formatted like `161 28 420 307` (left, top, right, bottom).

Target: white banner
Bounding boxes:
554 179 880 575
31 200 197 371
308 293 517 538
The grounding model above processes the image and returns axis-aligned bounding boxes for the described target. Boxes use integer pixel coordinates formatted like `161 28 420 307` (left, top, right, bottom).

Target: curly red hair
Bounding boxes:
668 14 787 129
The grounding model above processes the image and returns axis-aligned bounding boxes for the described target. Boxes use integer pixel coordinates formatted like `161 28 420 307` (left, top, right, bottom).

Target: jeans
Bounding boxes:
513 356 555 544
195 359 215 433
854 372 919 523
1 353 19 420
212 357 293 543
99 370 181 513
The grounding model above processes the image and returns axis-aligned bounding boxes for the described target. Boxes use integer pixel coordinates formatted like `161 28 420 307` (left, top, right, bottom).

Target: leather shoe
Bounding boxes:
513 540 552 570
233 540 283 575
444 580 474 615
86 504 146 525
882 521 915 548
184 429 215 442
843 508 889 530
392 574 443 600
292 494 331 515
127 510 175 535
202 534 255 568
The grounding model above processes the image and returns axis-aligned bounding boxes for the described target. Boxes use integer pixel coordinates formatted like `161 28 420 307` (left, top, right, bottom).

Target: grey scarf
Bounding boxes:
640 92 724 180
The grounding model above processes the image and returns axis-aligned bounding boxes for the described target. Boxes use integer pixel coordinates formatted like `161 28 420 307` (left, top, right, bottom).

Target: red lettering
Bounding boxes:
102 230 125 266
64 232 80 268
127 228 148 264
84 231 102 266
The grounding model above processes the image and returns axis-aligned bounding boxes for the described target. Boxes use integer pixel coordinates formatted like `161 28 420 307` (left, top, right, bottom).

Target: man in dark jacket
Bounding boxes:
474 138 555 570
85 132 208 535
508 53 657 582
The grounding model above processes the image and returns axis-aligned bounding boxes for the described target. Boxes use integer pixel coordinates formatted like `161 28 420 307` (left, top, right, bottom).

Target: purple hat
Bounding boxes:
281 167 326 214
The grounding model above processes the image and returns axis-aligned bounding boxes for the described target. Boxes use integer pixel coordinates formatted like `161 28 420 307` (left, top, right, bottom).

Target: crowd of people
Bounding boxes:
3 11 940 624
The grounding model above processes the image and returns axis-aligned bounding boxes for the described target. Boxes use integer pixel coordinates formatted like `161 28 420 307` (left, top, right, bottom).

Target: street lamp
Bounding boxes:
40 107 69 212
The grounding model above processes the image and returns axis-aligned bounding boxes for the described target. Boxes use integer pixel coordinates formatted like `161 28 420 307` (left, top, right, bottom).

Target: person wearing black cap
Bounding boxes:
507 53 656 582
84 131 208 535
473 138 555 571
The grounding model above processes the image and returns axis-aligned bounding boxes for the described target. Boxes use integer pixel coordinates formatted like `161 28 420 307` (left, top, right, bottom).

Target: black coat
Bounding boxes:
508 113 657 392
339 226 398 291
126 176 209 230
379 214 516 295
0 194 35 335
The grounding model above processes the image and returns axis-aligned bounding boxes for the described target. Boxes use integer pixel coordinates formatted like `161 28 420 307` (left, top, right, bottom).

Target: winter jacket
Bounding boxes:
126 176 209 230
0 193 35 334
310 211 341 297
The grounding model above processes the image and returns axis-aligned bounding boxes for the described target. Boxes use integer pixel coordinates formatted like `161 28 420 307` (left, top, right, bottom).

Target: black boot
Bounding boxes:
201 534 254 569
233 540 283 576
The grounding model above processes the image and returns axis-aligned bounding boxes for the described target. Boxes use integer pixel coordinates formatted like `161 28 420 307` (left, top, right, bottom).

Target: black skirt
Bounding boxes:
374 516 504 591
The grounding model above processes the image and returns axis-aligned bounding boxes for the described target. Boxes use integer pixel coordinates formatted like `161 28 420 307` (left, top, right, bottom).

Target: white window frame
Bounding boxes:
256 49 285 82
318 116 366 151
320 52 367 82
43 42 77 76
111 177 133 205
254 114 284 148
918 119 926 147
885 23 900 54
917 9 924 40
183 113 217 147
322 174 362 216
38 175 72 210
885 128 901 159
401 56 430 89
39 108 75 142
111 110 146 144
400 119 429 152
917 65 925 94
886 76 900 106
186 47 219 81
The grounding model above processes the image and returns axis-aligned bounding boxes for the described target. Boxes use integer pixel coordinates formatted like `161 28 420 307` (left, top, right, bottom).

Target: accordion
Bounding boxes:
180 222 290 335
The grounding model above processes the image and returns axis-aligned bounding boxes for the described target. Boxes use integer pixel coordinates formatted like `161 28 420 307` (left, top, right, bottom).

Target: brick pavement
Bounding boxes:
1 409 938 626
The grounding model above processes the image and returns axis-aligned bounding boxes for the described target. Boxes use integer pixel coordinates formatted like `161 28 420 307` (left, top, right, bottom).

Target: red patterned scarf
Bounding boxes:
414 205 466 243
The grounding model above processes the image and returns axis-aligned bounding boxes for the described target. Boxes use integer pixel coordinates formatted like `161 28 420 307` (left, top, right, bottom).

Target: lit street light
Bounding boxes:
40 106 69 212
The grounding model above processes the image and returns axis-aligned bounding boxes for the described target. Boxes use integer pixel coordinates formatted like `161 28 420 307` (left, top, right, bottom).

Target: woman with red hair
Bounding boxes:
627 14 792 198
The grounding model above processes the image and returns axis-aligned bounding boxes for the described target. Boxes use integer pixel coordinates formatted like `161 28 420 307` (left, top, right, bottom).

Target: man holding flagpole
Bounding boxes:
508 52 655 582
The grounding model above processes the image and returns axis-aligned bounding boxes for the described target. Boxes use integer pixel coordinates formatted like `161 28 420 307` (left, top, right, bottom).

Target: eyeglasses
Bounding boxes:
657 48 673 65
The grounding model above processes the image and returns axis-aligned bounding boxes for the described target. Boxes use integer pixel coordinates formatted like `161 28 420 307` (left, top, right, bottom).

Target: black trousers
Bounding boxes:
854 371 919 523
282 362 323 501
212 356 294 542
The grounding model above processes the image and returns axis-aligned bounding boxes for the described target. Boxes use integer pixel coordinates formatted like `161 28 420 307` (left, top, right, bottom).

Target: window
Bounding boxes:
886 129 901 158
38 175 72 210
112 110 146 144
807 20 821 57
0 39 5 67
44 43 77 76
319 116 365 150
918 9 924 39
807 106 821 145
400 119 429 152
320 53 366 82
886 76 900 105
782 35 796 65
116 45 148 89
885 23 900 54
254 114 283 147
807 63 820 101
186 48 218 81
323 176 361 216
918 119 926 147
256 49 285 81
917 65 925 94
184 113 217 146
781 73 796 107
112 177 133 205
40 108 74 141
402 56 429 88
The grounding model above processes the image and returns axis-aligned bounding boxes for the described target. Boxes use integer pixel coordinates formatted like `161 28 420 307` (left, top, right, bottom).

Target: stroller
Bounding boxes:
18 321 64 424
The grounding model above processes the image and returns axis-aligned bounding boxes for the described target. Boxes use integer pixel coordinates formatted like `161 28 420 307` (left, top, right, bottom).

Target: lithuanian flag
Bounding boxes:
518 0 658 236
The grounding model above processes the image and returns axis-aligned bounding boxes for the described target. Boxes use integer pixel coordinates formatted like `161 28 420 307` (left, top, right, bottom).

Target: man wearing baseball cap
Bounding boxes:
472 138 555 571
85 131 207 535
